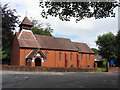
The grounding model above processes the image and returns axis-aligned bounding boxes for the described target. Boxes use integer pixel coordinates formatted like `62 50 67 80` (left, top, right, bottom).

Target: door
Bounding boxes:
35 58 41 66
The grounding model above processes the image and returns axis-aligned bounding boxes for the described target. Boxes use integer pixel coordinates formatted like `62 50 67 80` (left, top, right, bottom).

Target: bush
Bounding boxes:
57 65 59 67
97 67 106 72
103 58 107 67
71 64 74 68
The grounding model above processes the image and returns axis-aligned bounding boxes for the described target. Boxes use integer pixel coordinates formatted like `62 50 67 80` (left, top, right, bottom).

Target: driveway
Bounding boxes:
2 70 119 88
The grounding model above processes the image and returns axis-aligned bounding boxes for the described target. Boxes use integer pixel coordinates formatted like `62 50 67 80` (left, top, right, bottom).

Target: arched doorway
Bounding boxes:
35 58 41 66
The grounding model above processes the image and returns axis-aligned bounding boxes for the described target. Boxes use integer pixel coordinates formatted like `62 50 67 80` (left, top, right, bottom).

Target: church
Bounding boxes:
11 16 95 68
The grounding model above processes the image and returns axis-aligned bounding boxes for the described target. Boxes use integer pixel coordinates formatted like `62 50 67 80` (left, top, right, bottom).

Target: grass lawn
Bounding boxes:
97 67 107 72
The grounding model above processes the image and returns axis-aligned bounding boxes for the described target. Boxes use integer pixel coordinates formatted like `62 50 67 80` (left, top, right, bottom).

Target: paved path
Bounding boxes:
2 70 119 88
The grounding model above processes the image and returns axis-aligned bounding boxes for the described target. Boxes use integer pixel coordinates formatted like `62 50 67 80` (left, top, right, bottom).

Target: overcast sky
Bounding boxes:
1 0 118 48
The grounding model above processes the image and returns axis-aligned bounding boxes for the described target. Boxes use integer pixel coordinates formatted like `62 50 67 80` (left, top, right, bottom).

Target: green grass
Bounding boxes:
97 67 106 72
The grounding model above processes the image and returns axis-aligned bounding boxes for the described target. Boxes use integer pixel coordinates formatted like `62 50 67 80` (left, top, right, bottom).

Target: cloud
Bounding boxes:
1 0 118 49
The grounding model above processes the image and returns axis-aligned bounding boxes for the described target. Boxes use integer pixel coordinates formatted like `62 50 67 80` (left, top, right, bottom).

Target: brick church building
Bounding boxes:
11 16 95 68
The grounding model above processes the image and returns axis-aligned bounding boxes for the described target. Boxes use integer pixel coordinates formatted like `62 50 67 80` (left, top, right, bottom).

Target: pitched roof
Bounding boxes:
26 49 45 59
16 32 94 53
18 39 40 48
17 30 40 48
95 55 102 61
73 42 94 53
18 31 36 40
21 16 32 26
35 35 78 51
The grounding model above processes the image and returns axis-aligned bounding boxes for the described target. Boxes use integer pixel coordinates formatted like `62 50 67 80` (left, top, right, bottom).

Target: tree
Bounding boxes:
116 30 120 66
39 1 119 22
1 4 19 64
96 32 117 63
30 18 53 36
91 48 98 56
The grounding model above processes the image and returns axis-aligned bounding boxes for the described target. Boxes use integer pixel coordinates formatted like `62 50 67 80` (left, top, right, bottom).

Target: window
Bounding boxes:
59 52 61 60
70 53 72 61
45 52 47 61
81 54 83 60
89 54 91 60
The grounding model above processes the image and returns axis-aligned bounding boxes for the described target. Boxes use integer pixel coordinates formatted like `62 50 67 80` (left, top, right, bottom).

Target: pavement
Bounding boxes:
1 70 119 88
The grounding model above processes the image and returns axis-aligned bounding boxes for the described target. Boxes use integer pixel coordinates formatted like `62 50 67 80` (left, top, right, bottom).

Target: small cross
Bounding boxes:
25 11 27 16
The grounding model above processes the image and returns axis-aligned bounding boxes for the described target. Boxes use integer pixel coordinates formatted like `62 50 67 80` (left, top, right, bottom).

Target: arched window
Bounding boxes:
70 53 72 61
59 52 61 60
45 52 47 61
89 54 91 60
81 54 83 60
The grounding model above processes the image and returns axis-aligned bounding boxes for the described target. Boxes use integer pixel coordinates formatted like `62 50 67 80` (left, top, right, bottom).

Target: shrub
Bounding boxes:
71 64 74 68
57 65 59 67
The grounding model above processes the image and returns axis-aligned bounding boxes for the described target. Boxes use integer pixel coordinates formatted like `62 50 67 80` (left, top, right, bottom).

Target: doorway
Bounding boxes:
35 58 41 66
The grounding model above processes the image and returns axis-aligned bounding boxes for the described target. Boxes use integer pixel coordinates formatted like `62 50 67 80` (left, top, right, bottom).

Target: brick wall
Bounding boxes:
11 35 20 65
78 53 94 68
108 67 120 72
41 50 95 68
107 62 120 72
20 48 32 66
2 65 97 72
11 38 95 68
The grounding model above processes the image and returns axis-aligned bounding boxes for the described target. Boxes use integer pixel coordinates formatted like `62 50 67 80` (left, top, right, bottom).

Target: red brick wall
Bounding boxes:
10 35 20 65
11 35 32 66
41 50 78 68
20 49 32 66
78 53 94 68
41 50 94 68
108 67 120 72
41 50 56 67
11 45 94 68
87 54 94 68
2 65 97 72
56 51 65 67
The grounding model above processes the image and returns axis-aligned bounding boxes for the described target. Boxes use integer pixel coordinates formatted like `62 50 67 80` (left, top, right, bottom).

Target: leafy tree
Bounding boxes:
30 18 53 36
116 30 120 66
91 48 98 56
1 4 19 64
39 1 119 22
96 32 117 63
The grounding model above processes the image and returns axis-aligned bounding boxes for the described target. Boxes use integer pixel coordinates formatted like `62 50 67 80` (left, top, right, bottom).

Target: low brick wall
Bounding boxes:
1 65 97 72
108 67 120 72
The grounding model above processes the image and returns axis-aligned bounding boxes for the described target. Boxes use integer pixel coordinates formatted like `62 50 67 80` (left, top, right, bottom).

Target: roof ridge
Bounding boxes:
55 37 70 40
73 41 86 44
34 34 53 37
34 34 70 40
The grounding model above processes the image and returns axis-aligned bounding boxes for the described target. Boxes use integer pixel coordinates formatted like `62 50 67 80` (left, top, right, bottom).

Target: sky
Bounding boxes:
1 0 118 49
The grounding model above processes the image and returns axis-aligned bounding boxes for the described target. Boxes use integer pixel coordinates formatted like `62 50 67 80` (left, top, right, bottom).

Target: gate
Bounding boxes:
97 61 108 72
